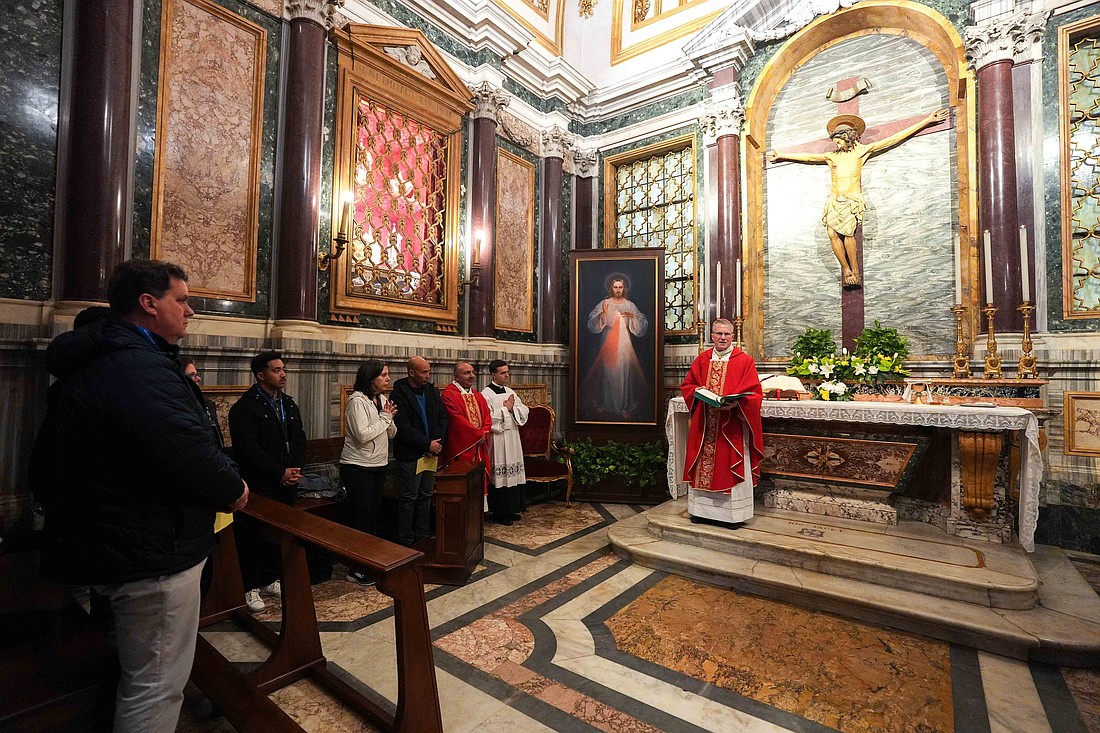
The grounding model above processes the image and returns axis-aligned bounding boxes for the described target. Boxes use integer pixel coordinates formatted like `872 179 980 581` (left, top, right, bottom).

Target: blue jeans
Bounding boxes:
395 460 434 546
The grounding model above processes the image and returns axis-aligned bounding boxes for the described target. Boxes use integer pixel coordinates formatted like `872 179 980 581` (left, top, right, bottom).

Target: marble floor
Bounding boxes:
180 501 1100 733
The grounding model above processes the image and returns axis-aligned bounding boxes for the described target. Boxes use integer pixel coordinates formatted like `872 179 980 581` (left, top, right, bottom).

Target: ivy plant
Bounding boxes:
561 438 666 488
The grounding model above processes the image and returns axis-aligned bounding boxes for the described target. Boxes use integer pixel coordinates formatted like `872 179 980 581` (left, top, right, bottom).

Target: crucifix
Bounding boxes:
765 75 948 348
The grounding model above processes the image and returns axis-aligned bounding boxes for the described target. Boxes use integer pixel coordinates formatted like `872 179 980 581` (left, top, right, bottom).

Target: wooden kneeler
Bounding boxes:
194 493 442 733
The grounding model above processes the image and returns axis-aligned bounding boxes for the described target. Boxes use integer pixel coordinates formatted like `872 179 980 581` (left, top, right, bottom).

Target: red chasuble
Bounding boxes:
681 348 765 492
441 384 492 489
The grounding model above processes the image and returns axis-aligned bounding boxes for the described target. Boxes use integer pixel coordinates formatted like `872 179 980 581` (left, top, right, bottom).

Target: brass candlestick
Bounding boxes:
950 304 971 379
697 320 706 353
982 303 1002 378
1017 302 1039 379
734 315 744 350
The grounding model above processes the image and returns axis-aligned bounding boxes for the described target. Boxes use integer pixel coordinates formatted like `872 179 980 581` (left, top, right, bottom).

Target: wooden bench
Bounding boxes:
194 493 443 733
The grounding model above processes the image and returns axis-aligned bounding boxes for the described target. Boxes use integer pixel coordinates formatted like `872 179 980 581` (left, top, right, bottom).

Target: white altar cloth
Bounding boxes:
665 397 1042 551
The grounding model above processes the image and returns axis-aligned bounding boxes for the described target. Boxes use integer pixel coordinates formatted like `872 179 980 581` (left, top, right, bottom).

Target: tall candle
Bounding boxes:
472 230 483 269
735 259 742 317
952 234 962 304
983 230 994 305
1019 225 1030 303
338 193 353 239
715 261 722 318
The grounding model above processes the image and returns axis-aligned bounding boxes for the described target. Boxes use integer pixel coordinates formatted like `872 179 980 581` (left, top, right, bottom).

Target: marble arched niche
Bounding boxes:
742 0 977 363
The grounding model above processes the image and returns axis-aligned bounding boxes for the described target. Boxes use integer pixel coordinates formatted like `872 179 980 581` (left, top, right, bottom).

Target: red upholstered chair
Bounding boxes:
517 405 573 505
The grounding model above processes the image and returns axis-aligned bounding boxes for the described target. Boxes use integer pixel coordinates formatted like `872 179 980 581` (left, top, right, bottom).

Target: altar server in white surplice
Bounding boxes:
480 359 529 525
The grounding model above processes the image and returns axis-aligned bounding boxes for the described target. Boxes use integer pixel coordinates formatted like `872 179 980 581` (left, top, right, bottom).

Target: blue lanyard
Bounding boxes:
135 326 159 349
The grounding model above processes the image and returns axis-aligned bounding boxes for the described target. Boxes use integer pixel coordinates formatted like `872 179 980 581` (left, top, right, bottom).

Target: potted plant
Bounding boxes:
561 438 667 493
787 323 911 402
851 321 910 400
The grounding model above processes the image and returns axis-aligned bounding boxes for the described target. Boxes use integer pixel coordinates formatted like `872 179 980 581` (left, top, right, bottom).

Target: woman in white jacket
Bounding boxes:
340 359 397 584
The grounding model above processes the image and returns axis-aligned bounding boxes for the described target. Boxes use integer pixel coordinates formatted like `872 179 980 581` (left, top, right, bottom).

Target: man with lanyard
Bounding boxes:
390 356 448 547
681 318 765 527
229 350 307 611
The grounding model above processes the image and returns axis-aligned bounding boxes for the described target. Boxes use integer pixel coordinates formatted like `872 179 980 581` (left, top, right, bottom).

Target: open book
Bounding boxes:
693 387 753 408
759 375 807 393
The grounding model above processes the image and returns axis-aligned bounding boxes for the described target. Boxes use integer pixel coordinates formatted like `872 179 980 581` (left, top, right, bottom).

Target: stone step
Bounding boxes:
646 499 1038 609
608 500 1100 666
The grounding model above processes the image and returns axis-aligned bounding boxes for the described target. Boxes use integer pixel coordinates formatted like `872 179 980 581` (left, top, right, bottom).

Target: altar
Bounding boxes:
665 397 1041 551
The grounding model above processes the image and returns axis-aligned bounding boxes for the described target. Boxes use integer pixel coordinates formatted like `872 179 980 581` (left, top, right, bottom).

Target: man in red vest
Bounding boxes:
681 318 765 527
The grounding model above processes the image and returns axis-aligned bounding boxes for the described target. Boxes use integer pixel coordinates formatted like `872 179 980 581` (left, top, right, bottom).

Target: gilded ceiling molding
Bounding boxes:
963 9 1049 69
469 81 510 122
698 83 745 144
579 0 596 19
541 126 574 159
573 148 599 178
284 0 344 29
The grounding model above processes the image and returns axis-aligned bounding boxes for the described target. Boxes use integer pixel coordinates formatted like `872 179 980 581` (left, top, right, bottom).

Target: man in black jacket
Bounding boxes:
228 350 307 611
32 259 248 733
390 356 447 546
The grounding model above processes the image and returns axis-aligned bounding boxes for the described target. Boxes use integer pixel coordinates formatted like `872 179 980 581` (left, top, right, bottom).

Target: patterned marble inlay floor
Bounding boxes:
184 502 1100 733
483 500 610 551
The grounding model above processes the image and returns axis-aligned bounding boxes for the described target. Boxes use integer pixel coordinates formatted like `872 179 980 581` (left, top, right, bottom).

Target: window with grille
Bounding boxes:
605 137 697 333
347 97 447 307
1062 22 1100 318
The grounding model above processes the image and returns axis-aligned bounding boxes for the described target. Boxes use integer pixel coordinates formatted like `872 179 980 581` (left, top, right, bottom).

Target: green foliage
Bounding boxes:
790 328 837 361
853 321 910 361
561 438 667 488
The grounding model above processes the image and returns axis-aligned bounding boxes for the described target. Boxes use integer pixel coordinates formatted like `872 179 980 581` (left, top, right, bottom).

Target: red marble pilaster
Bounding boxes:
274 19 326 322
468 116 498 337
574 176 595 249
976 60 1023 332
540 156 564 342
59 0 136 301
715 134 741 323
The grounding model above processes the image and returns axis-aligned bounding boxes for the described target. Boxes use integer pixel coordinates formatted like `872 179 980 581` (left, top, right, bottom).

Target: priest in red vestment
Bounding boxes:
441 360 492 490
681 319 765 525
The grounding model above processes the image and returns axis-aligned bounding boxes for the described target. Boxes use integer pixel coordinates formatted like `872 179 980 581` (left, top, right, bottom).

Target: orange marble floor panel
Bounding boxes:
1063 667 1100 733
605 575 954 733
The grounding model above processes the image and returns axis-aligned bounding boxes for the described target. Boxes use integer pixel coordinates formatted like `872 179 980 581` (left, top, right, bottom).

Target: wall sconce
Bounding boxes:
319 192 353 271
458 231 483 294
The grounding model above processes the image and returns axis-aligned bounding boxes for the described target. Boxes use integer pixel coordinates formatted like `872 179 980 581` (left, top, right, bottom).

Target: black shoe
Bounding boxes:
345 571 375 586
493 516 514 526
507 513 521 521
689 515 704 524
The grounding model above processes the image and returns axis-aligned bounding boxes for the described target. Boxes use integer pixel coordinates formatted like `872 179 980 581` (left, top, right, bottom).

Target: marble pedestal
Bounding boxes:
763 480 898 525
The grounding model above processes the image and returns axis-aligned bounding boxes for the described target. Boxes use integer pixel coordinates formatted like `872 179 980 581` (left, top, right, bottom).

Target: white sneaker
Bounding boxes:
245 589 265 612
259 580 281 597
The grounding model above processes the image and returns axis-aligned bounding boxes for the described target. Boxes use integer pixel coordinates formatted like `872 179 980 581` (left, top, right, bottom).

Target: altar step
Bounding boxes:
607 499 1100 666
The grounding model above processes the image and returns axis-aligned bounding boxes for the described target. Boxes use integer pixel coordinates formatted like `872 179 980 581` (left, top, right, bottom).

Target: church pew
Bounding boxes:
194 493 442 733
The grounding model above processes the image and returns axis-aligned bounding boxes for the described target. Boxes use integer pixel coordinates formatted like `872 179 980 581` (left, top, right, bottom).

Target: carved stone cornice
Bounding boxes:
285 0 344 29
964 10 1050 70
573 148 598 178
698 84 745 144
541 126 574 159
468 81 510 122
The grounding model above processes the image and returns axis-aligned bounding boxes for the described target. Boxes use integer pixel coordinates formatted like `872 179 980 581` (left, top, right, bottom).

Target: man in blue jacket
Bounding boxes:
33 259 248 733
389 356 447 546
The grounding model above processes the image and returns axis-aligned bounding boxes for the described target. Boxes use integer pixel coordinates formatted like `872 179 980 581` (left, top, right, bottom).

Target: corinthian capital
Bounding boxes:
699 85 745 143
964 10 1049 70
542 126 574 159
285 0 344 29
573 148 598 178
469 81 510 122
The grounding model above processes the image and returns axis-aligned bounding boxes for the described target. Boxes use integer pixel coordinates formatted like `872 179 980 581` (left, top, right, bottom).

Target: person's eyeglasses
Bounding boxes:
188 372 202 383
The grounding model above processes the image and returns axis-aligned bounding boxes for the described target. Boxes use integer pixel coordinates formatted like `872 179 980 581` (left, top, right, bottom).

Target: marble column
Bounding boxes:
58 0 138 302
274 0 340 329
467 82 509 338
540 127 574 343
700 87 745 327
573 149 598 249
965 11 1045 333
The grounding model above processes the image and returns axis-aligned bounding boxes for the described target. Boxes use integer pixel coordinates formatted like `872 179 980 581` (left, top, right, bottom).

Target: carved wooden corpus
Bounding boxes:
958 430 1002 518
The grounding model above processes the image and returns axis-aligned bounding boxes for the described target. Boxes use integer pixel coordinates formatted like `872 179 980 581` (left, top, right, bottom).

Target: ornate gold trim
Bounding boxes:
1059 16 1100 320
631 0 708 32
602 133 698 335
491 0 565 55
611 0 722 65
329 25 473 326
743 0 977 358
150 0 265 302
200 384 252 447
510 382 548 405
494 147 537 333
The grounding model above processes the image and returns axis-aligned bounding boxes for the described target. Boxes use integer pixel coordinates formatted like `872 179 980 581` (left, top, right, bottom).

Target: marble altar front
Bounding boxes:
666 397 1042 551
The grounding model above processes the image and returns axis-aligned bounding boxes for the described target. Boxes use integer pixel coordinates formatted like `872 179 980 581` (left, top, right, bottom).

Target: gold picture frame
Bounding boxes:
510 382 548 407
1063 391 1100 456
200 385 252 448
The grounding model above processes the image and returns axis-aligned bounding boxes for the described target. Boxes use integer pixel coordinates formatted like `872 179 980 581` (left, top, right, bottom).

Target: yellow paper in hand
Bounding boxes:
416 455 438 474
214 512 234 533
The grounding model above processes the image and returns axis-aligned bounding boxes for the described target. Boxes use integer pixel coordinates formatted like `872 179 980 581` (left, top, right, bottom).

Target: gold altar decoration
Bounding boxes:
982 304 1002 379
958 430 1001 519
1017 302 1039 379
329 25 471 328
950 304 972 379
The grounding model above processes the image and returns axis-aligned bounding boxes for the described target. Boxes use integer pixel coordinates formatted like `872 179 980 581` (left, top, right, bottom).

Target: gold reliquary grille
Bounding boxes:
610 144 696 333
347 97 448 307
1066 32 1100 316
